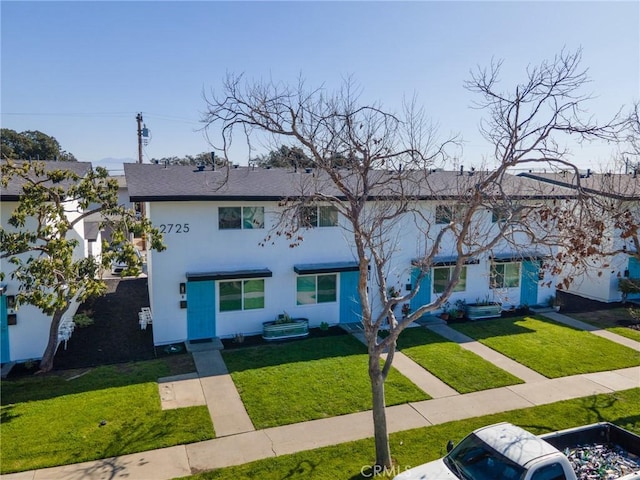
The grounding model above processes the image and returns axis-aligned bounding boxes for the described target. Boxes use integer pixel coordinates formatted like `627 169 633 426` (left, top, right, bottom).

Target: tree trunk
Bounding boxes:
37 309 65 373
369 351 392 468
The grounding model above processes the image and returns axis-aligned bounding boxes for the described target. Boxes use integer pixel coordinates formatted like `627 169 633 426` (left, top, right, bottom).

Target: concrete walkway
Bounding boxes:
4 315 640 480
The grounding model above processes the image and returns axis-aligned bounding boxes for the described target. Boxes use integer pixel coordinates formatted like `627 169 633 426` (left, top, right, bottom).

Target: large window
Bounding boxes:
491 262 521 289
433 266 467 294
219 207 264 230
296 274 337 305
300 206 338 228
219 279 265 311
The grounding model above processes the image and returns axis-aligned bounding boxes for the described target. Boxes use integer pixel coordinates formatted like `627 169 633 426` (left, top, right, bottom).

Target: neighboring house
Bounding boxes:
1 160 93 363
124 163 565 347
520 171 640 303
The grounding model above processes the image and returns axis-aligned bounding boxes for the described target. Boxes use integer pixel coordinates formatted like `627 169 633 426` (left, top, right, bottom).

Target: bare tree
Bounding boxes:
201 50 623 468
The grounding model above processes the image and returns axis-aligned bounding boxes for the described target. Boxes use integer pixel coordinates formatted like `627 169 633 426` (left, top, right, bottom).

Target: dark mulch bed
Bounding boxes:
556 290 625 313
53 277 158 370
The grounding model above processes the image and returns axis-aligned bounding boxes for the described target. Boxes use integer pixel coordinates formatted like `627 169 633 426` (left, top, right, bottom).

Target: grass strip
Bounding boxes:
181 388 640 479
567 307 640 343
451 316 640 378
396 327 523 393
0 359 214 474
222 334 429 429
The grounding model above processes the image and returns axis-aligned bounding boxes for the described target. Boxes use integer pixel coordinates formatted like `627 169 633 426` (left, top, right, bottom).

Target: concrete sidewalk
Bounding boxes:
4 314 640 480
6 366 638 480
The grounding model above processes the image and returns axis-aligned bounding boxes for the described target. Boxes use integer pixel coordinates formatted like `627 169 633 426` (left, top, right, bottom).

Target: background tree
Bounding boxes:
252 145 313 169
0 160 165 372
150 151 226 168
202 50 623 468
1 128 77 161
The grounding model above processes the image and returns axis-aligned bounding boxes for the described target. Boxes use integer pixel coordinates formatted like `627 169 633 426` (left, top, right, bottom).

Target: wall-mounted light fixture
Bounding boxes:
6 295 16 309
179 283 186 295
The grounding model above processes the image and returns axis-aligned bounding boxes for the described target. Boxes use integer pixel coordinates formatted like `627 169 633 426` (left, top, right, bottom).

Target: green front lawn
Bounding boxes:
0 358 214 474
568 307 640 342
452 316 640 378
222 334 429 429
396 327 523 393
182 388 640 480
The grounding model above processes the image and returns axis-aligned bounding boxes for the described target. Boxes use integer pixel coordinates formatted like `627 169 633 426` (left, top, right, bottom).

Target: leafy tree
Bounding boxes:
1 129 76 161
202 50 625 468
0 160 165 373
150 151 226 167
252 145 313 169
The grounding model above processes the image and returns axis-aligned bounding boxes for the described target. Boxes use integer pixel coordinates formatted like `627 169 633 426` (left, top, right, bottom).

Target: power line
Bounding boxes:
2 111 201 124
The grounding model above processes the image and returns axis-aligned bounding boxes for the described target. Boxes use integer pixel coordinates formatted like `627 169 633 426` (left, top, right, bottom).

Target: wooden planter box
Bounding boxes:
262 318 309 340
465 303 502 320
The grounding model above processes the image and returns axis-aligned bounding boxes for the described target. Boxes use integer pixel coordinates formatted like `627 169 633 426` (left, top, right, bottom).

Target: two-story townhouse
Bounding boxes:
520 170 640 303
124 163 568 347
1 160 94 363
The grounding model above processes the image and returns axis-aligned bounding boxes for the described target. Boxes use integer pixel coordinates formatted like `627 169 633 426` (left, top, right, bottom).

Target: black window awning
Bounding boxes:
186 268 272 282
294 261 359 275
412 256 479 267
490 252 547 263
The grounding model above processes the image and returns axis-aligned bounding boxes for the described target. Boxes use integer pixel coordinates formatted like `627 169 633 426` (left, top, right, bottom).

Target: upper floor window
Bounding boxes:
300 205 338 228
433 266 467 294
491 207 508 224
296 274 337 305
490 262 521 289
435 205 466 224
219 278 265 311
219 206 264 230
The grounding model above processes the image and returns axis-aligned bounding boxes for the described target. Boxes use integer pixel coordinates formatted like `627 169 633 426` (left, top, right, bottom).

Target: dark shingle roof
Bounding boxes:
1 160 92 200
519 172 640 200
123 163 577 202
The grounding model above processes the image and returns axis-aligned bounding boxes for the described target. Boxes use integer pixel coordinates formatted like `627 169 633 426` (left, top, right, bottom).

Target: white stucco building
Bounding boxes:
124 163 561 347
520 171 640 303
1 161 95 363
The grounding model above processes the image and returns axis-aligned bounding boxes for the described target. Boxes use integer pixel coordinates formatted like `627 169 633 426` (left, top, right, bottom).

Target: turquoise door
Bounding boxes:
628 257 640 300
1 296 9 363
186 281 216 340
339 271 362 323
520 260 539 307
410 267 431 315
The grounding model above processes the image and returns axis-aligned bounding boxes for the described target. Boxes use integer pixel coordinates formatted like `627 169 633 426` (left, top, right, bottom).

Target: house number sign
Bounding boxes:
158 223 190 233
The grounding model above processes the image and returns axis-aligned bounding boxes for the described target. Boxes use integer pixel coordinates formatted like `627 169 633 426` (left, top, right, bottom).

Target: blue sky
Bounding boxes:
1 1 638 172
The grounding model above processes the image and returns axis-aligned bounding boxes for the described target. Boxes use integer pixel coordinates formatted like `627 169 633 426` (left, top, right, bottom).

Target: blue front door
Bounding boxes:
186 281 216 340
410 267 431 316
628 257 640 300
1 296 9 363
520 260 540 307
339 270 362 323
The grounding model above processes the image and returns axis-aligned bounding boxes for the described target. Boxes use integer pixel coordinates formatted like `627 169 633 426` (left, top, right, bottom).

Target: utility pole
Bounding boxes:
136 113 144 164
135 113 146 251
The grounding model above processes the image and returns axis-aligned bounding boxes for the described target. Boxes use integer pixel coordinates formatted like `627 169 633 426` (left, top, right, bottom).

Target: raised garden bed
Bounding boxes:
465 303 502 320
262 318 309 340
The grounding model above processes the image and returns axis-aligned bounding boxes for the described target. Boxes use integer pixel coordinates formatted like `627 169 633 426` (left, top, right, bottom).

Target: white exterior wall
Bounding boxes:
146 199 555 345
147 201 351 344
559 200 639 303
1 199 86 362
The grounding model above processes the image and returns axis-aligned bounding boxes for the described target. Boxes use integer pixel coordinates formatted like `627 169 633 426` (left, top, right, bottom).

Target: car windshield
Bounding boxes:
445 433 525 480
